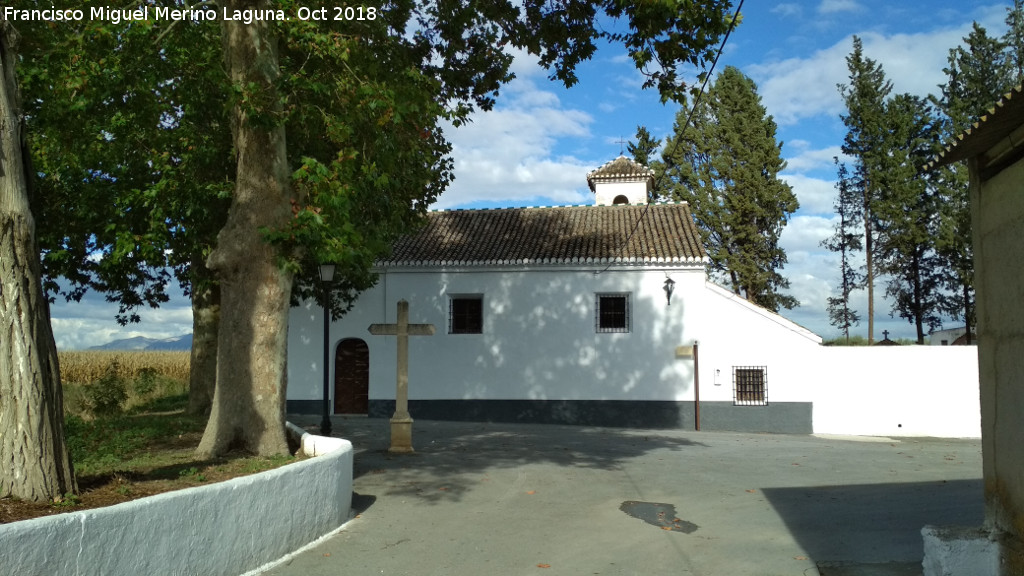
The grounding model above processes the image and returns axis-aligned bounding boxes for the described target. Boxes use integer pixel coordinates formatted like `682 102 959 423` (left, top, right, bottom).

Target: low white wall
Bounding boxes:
810 346 981 438
0 424 353 576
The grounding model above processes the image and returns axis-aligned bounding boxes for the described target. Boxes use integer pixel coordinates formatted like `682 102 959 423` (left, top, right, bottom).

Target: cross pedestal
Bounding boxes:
368 300 434 453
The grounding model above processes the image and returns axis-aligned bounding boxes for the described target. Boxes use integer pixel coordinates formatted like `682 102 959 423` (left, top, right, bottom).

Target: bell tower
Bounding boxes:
586 156 655 205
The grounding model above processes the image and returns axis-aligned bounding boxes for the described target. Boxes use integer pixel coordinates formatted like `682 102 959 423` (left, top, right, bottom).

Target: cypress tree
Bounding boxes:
663 66 799 311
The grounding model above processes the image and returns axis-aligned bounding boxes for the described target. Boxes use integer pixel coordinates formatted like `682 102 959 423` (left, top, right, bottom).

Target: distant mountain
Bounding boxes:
89 334 192 351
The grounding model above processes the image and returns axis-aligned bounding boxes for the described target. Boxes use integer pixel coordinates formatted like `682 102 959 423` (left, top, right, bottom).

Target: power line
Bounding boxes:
597 0 745 275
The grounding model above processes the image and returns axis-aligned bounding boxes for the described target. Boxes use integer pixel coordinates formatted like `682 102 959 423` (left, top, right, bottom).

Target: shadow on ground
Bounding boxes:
316 417 707 505
763 479 984 566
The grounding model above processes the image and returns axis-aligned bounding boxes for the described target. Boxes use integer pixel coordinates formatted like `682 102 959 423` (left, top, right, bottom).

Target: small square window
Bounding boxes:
595 293 630 333
450 296 483 334
734 367 767 406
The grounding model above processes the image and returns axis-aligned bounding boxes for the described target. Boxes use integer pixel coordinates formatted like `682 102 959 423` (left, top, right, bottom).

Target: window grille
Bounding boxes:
449 296 483 334
595 293 630 333
733 366 767 406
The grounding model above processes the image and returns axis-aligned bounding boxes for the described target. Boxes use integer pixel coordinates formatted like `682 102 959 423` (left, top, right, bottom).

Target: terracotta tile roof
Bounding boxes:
378 203 707 267
586 156 655 191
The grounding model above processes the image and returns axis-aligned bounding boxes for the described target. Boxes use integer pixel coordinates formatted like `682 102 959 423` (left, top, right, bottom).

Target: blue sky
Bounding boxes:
49 0 1011 349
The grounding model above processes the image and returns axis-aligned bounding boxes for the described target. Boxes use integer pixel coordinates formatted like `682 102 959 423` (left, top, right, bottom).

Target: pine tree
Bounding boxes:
821 160 862 343
875 94 946 344
663 66 799 311
837 36 892 343
1005 0 1024 82
930 20 1017 343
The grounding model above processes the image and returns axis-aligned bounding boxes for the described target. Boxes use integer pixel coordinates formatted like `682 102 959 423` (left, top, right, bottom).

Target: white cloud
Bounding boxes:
750 24 974 126
782 173 838 215
818 0 862 15
783 142 845 173
771 3 803 18
433 53 601 209
49 283 192 350
780 214 836 257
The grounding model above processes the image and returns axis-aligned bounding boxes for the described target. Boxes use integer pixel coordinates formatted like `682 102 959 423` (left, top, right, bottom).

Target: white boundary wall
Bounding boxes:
810 346 981 438
0 425 353 576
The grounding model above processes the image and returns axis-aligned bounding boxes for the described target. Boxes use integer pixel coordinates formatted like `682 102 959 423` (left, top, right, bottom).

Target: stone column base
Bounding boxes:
389 415 414 453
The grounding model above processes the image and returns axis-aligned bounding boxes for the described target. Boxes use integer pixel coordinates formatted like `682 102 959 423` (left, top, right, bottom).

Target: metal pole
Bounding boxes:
321 287 333 437
694 342 700 431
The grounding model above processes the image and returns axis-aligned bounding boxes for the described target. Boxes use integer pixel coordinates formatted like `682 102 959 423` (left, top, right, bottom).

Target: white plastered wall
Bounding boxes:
287 268 981 438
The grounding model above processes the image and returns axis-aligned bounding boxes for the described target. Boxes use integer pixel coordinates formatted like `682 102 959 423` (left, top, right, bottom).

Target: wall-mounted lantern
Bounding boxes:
663 277 676 306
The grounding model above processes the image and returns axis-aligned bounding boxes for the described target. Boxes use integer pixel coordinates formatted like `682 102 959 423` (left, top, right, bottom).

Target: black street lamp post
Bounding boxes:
319 263 336 436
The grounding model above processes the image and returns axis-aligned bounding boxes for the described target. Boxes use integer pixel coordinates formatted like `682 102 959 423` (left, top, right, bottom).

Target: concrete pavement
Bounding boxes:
257 417 982 576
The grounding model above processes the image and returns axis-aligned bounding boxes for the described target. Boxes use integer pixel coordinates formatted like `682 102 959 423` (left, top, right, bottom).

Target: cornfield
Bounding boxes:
59 351 191 385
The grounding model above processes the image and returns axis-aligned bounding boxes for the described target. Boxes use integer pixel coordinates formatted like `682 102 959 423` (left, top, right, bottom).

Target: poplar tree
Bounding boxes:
663 66 799 311
837 36 892 343
821 160 862 343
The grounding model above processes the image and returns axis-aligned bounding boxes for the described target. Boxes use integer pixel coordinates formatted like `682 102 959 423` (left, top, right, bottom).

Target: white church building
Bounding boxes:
286 156 824 434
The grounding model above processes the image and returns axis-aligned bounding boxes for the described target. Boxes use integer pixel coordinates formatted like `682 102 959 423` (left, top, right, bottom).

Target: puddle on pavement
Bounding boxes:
619 501 698 533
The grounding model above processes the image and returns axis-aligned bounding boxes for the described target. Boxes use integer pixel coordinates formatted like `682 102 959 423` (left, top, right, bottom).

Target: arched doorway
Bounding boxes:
334 338 369 414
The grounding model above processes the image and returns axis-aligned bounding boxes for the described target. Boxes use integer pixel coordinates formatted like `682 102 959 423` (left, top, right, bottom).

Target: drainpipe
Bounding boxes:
694 341 700 431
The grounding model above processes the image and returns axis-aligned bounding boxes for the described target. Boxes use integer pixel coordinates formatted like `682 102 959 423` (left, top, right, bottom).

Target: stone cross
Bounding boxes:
368 300 434 453
882 330 890 340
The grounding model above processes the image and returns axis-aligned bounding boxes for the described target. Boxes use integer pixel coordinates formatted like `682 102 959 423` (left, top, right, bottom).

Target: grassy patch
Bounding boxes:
1 359 304 524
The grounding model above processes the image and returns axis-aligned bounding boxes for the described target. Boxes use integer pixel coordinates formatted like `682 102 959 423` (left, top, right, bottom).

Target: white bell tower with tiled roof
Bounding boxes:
586 156 654 205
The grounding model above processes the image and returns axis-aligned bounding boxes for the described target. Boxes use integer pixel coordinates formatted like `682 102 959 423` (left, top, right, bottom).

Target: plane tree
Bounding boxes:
0 21 76 502
7 0 740 465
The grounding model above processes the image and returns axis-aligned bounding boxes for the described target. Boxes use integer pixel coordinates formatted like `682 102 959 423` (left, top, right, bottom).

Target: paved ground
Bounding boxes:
258 417 982 576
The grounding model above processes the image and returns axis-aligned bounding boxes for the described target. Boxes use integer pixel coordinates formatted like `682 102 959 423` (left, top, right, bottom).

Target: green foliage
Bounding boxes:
874 94 947 343
822 160 863 339
628 126 661 167
926 13 1024 340
822 335 919 347
178 467 207 483
19 0 739 325
13 0 739 457
52 493 81 508
661 66 799 311
18 1 231 323
133 368 159 398
64 393 204 477
83 361 129 418
836 35 894 340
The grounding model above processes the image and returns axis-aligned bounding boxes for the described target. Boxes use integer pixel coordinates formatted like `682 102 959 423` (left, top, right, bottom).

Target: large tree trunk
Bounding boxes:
187 261 219 415
197 0 293 457
0 22 77 501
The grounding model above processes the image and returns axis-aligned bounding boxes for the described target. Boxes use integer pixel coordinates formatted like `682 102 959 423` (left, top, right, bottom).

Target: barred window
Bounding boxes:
733 367 767 406
449 295 483 334
595 293 630 333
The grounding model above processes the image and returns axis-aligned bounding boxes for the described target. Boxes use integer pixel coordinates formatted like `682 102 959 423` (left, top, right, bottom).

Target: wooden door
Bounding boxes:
334 339 369 414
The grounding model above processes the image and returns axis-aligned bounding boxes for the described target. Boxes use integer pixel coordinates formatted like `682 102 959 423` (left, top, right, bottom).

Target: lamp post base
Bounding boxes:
389 413 414 453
